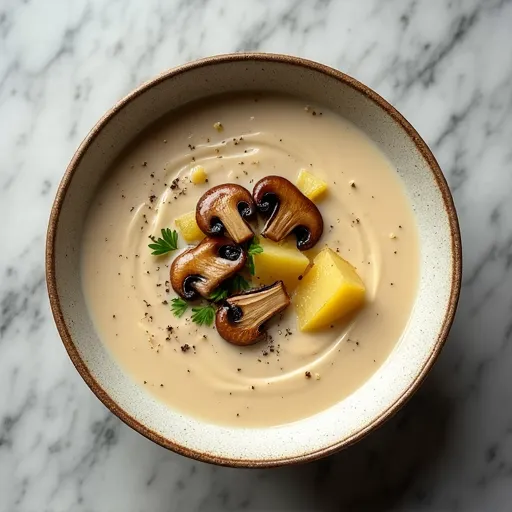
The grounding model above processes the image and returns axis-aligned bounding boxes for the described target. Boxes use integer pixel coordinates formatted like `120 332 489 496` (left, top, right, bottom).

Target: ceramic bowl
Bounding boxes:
46 53 462 467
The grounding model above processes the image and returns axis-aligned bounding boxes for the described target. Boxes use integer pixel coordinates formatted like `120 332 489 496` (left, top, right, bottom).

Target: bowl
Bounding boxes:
46 53 462 467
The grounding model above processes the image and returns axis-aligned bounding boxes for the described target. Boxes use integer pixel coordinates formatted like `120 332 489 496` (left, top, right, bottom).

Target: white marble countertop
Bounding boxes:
1 0 512 510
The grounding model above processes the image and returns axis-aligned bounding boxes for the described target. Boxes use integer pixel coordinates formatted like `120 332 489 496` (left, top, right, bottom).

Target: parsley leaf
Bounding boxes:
248 237 264 256
230 274 251 293
170 297 188 317
209 287 229 302
247 237 263 275
209 274 251 302
148 228 179 255
191 304 216 326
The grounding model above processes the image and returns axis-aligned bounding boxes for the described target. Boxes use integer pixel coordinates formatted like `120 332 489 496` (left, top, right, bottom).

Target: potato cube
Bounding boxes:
253 239 310 291
190 165 208 184
175 211 204 243
294 248 365 331
296 169 328 201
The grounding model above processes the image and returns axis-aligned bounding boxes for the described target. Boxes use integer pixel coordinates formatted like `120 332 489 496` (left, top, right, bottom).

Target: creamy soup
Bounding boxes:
81 94 419 427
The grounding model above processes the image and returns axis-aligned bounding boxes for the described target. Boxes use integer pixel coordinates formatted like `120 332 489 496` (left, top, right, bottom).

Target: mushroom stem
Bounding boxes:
261 204 298 242
215 281 290 346
196 184 255 244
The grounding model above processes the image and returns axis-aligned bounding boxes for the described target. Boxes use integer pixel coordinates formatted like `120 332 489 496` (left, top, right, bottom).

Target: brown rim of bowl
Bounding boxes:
46 52 462 468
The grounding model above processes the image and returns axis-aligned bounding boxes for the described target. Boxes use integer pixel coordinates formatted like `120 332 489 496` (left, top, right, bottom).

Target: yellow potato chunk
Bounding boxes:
175 211 204 243
296 169 328 201
190 165 208 184
294 248 365 331
253 239 310 291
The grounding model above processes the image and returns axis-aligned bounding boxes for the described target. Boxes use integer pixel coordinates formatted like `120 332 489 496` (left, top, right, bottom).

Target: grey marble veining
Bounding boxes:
1 0 512 510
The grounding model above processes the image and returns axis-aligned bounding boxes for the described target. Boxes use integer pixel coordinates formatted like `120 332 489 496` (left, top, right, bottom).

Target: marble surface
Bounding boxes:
1 0 512 510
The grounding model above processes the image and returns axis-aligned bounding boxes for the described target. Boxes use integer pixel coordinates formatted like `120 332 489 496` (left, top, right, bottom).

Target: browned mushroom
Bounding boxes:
170 236 246 300
253 176 323 250
215 281 290 345
196 184 255 244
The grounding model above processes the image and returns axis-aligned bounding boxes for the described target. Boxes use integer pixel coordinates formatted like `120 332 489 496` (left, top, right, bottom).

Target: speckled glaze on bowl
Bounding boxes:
46 53 462 467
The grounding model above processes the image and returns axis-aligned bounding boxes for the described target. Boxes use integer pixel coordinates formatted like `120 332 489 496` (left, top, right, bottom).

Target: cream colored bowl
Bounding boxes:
46 53 462 467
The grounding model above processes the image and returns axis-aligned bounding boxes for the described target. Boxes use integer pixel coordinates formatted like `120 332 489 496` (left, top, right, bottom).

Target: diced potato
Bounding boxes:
253 239 310 291
190 165 208 184
175 211 204 243
296 169 328 201
294 248 365 331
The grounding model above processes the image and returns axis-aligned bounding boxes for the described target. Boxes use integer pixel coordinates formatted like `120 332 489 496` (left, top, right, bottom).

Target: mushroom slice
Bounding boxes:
253 176 324 250
215 281 290 346
196 184 255 244
170 236 246 300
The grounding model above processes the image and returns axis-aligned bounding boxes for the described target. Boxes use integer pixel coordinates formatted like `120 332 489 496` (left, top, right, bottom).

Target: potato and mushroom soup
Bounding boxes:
81 93 419 427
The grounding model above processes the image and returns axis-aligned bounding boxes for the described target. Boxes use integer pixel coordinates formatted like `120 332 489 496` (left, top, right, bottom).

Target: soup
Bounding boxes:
81 94 419 427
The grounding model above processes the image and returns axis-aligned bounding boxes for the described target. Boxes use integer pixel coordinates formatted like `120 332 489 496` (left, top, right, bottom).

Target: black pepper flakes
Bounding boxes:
181 344 190 352
305 371 311 379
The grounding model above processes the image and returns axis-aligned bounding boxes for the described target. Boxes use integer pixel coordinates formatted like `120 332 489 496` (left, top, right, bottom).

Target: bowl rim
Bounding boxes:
46 52 462 468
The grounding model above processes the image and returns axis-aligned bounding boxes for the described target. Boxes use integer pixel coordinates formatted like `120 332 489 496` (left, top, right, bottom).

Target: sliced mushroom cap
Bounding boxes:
253 176 323 251
196 184 255 244
170 236 246 300
215 281 290 346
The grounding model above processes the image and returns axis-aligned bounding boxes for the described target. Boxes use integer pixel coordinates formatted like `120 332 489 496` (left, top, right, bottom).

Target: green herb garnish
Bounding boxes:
191 304 216 326
148 228 179 255
209 287 229 303
247 237 263 275
171 297 188 317
209 274 251 302
230 274 251 293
